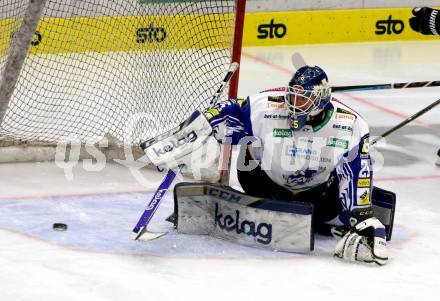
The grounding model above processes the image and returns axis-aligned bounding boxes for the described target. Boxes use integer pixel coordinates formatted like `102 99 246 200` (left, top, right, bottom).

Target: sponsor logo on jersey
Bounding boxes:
336 107 355 115
357 178 371 187
214 202 272 245
282 167 326 188
357 188 371 206
358 208 374 218
333 124 353 132
257 19 287 39
267 96 285 103
335 108 356 121
273 128 292 137
264 113 288 120
289 147 317 156
335 113 356 121
361 137 369 155
205 108 220 120
260 87 286 93
375 15 404 35
136 25 167 43
286 146 332 163
267 101 285 109
326 137 349 149
152 130 197 156
287 146 331 163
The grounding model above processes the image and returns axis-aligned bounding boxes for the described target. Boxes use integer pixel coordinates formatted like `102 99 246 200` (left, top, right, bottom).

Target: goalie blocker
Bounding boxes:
173 183 396 253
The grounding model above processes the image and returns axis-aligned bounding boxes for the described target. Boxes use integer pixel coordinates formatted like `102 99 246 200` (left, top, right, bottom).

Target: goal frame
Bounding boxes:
0 0 246 170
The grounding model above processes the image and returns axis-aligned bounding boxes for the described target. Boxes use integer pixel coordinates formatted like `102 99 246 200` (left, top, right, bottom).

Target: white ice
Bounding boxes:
1 41 440 301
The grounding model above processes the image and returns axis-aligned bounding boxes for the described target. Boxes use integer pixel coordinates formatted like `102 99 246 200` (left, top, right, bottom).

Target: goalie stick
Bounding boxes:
371 97 440 145
290 52 440 145
291 52 440 92
132 62 240 241
131 166 178 240
332 80 440 92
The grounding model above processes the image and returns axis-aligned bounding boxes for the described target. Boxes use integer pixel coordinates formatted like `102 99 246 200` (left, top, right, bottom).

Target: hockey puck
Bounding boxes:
52 223 68 231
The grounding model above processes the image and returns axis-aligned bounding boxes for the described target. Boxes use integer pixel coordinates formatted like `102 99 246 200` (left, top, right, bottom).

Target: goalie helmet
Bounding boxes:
285 65 331 131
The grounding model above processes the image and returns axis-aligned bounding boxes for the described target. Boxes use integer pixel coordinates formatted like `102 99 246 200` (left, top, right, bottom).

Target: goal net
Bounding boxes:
0 0 245 162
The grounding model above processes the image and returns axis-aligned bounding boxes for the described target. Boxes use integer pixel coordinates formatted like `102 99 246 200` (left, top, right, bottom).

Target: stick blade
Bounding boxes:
134 229 167 241
132 225 168 241
292 52 307 70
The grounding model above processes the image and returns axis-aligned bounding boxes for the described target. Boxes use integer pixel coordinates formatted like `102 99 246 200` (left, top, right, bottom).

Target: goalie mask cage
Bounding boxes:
0 0 245 161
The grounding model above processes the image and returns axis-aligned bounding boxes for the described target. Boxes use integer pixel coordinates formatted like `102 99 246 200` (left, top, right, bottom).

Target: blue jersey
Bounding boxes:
205 89 373 226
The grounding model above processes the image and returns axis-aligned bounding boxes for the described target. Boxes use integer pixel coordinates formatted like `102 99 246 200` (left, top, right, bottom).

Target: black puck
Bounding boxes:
53 223 68 231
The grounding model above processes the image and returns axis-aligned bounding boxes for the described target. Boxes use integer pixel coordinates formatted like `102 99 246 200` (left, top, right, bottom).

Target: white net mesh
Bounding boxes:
0 0 239 147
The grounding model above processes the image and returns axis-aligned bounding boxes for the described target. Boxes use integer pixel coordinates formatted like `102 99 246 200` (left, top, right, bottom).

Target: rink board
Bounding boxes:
2 8 440 56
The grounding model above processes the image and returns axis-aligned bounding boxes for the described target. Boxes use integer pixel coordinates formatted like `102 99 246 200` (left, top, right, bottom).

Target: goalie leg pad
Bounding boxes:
173 182 314 253
371 186 396 241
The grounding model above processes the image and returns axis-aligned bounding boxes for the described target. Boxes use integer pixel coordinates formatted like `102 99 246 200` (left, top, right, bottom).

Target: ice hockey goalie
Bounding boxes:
145 65 397 265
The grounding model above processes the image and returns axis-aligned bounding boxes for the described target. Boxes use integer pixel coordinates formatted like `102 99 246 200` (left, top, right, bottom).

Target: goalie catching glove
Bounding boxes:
332 217 388 265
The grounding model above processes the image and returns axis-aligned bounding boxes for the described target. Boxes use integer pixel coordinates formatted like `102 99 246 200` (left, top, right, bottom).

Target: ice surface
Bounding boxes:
1 41 440 301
